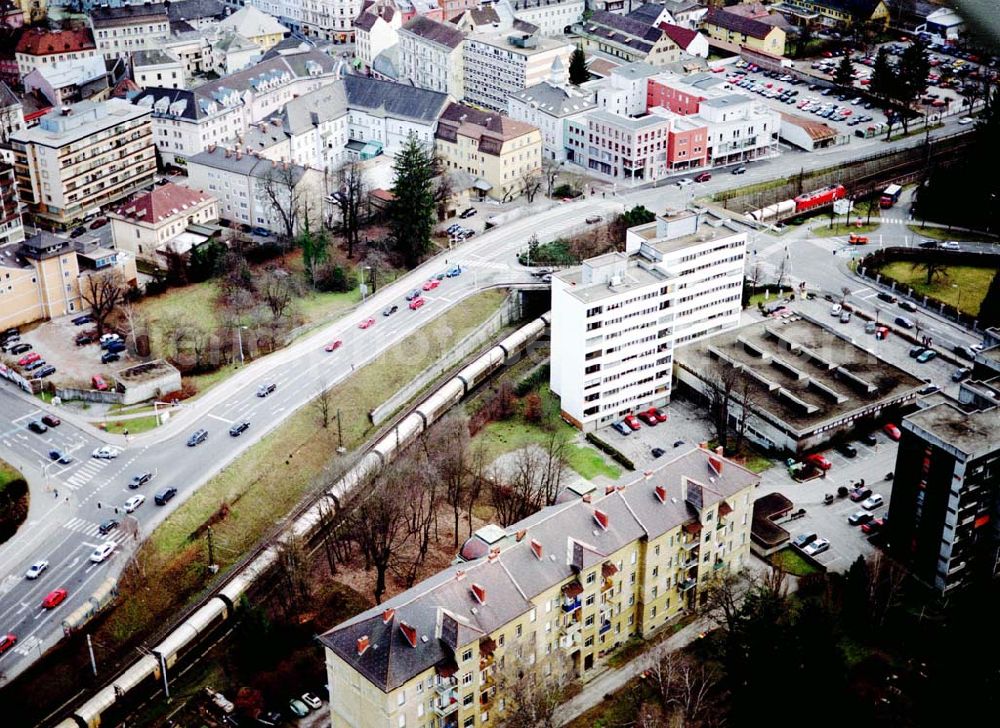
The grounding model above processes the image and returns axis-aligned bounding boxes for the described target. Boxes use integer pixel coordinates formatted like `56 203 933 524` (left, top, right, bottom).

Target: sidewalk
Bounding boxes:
556 617 710 727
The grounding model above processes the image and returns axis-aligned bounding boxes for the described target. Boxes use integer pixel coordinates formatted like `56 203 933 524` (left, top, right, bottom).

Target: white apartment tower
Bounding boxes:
550 209 746 431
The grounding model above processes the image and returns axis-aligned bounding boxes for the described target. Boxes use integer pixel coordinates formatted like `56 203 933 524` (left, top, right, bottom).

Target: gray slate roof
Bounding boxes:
188 146 310 183
401 15 466 49
372 46 399 80
584 10 668 54
344 75 449 124
319 446 758 693
510 81 596 117
92 3 168 27
165 0 226 23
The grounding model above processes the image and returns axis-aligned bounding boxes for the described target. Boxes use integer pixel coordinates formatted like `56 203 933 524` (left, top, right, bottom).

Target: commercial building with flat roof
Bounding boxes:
551 208 746 431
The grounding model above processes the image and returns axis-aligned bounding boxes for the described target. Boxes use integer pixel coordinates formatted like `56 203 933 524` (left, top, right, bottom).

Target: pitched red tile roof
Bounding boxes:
658 22 699 50
113 183 213 225
16 28 96 56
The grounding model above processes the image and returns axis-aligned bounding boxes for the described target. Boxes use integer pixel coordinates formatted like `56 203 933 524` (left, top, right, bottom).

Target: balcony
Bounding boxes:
713 560 726 571
435 676 458 695
433 692 459 717
562 596 581 613
559 631 582 652
681 539 700 553
599 620 612 635
678 578 697 593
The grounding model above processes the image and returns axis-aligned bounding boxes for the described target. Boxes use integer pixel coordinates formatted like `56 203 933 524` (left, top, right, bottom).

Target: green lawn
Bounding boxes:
811 220 881 238
101 415 160 435
748 288 793 307
473 387 621 481
907 224 993 243
0 460 22 491
878 261 995 316
770 547 821 577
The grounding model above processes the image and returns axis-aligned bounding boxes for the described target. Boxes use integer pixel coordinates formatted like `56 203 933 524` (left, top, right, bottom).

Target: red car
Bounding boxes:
623 414 641 431
805 453 832 471
647 407 667 423
0 633 16 654
18 352 40 367
358 319 375 330
422 279 440 291
861 517 886 534
409 297 426 310
637 411 658 426
41 588 68 609
883 423 901 441
41 415 61 427
324 340 343 352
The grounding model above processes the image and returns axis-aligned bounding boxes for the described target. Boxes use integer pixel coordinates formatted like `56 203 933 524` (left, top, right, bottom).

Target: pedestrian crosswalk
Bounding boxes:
63 517 133 543
62 457 112 492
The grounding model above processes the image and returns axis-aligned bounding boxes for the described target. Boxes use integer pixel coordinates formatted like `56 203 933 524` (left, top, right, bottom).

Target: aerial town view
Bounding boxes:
0 0 997 725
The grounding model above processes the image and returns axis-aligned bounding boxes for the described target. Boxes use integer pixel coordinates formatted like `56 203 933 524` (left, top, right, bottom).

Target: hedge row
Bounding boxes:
585 433 636 471
514 364 551 397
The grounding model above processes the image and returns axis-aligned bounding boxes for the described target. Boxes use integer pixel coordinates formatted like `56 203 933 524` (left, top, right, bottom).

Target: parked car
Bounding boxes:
71 315 93 325
792 532 817 549
883 423 901 441
651 447 665 458
75 333 94 346
41 588 68 609
288 699 309 718
459 207 477 218
92 375 109 391
585 215 603 224
154 487 178 505
876 292 897 303
92 446 119 459
676 178 693 187
422 279 440 291
836 442 858 458
637 411 659 426
803 538 830 557
909 345 925 358
324 340 343 352
446 265 462 277
894 316 914 329
24 359 45 372
101 351 121 364
849 511 873 526
839 311 852 323
382 304 398 317
622 414 641 431
805 453 832 470
106 341 126 354
409 297 426 310
124 494 145 513
25 560 49 580
27 420 48 434
89 541 116 563
861 432 878 446
405 289 421 301
229 420 250 437
89 217 109 230
916 349 937 363
41 414 60 428
919 383 941 395
358 318 375 329
98 519 119 536
611 421 631 436
862 494 884 510
830 304 842 316
187 429 208 447
18 351 40 367
941 241 960 250
256 382 277 398
861 517 886 534
0 633 16 654
850 487 873 502
694 172 712 183
898 300 918 313
732 166 747 175
952 367 971 382
301 693 322 710
48 449 72 464
9 343 30 355
129 472 153 489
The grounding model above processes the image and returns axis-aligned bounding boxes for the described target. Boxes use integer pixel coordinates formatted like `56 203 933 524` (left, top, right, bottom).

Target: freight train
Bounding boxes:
747 184 847 223
56 311 551 728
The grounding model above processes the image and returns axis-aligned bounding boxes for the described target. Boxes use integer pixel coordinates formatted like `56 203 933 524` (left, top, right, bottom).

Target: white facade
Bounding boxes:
463 32 573 113
93 14 171 59
507 82 595 160
397 24 465 99
356 7 402 67
249 0 362 41
696 95 780 165
550 210 746 431
510 0 585 36
134 55 186 90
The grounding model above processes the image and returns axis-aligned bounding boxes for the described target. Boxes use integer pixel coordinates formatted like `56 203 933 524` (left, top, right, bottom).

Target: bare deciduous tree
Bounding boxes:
430 415 471 549
80 269 127 336
521 170 543 204
500 670 565 728
335 161 367 258
274 534 312 617
258 267 297 321
646 644 717 723
699 567 756 637
542 157 562 199
261 163 312 244
350 468 408 604
314 379 332 429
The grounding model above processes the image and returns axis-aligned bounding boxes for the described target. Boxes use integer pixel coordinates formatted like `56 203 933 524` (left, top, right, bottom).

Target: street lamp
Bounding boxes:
236 325 248 367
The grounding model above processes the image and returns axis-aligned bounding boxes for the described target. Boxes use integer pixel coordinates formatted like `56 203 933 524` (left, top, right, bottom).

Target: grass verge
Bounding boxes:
810 221 881 238
878 261 995 316
0 459 22 491
906 224 993 242
770 548 821 577
104 290 508 637
100 415 160 435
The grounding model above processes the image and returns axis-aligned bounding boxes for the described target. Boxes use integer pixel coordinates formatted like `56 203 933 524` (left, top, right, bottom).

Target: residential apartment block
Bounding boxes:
248 0 362 42
321 446 759 728
14 27 98 78
435 102 541 202
576 10 686 66
397 16 466 100
887 394 1000 594
462 29 573 113
187 145 324 235
109 182 218 260
91 3 171 59
510 0 584 36
702 6 786 57
10 99 156 229
550 209 745 431
508 79 596 161
0 164 24 248
775 0 889 30
355 0 402 68
132 48 341 165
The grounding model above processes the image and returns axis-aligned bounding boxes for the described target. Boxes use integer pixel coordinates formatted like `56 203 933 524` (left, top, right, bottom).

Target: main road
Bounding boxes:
0 111 985 681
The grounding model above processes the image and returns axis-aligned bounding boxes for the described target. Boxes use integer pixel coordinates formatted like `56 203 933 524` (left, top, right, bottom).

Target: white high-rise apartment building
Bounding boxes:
463 30 573 113
550 209 746 431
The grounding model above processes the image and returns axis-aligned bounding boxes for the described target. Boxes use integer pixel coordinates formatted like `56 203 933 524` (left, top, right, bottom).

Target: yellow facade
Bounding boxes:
786 0 890 29
437 127 542 202
323 450 757 728
704 22 786 57
0 249 82 330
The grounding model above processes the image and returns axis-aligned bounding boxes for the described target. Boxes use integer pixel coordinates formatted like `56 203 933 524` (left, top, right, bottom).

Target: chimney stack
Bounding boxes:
400 622 418 648
655 485 667 503
455 569 466 581
382 608 395 624
516 529 526 542
582 493 592 503
530 539 543 560
594 509 609 531
471 583 486 604
708 456 723 475
488 546 500 561
357 635 370 655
